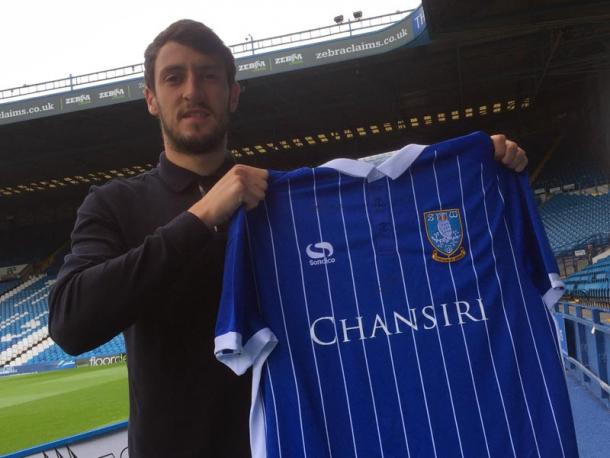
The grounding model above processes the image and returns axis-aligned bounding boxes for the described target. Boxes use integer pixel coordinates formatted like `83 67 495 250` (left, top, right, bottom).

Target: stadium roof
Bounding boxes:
1 1 609 220
424 0 610 35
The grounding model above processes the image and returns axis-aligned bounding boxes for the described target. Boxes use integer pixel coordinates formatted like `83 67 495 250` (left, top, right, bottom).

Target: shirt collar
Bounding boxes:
320 143 427 182
158 151 235 192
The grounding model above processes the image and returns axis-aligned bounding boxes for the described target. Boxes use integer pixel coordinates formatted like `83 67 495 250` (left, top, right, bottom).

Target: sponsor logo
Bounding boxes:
311 298 488 345
99 88 126 100
0 102 55 120
65 94 91 105
89 354 127 366
135 81 146 96
315 28 409 60
413 9 426 32
274 53 303 65
424 209 466 263
238 60 267 72
0 108 26 119
306 242 336 266
306 242 333 259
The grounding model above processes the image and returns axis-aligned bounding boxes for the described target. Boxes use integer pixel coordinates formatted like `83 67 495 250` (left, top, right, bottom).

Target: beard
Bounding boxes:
159 105 230 156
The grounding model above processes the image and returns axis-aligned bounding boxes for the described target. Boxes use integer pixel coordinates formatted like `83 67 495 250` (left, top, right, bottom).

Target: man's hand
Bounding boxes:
491 134 528 172
189 165 268 229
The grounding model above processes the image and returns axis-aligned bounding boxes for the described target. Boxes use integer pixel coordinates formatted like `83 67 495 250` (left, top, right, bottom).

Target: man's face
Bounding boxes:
144 41 240 155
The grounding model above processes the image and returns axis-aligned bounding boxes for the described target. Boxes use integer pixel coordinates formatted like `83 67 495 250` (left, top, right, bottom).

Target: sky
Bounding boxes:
0 0 420 91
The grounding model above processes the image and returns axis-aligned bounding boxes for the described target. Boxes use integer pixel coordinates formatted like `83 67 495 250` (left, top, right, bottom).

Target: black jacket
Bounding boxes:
49 153 250 457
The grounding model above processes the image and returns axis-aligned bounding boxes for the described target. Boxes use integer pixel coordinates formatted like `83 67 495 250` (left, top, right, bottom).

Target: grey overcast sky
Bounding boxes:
0 0 420 91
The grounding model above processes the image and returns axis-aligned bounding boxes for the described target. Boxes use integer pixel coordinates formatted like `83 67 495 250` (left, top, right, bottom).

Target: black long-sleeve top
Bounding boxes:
48 152 251 457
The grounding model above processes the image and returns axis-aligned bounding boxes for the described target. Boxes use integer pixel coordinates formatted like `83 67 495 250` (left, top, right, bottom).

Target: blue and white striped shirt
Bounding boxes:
215 131 578 458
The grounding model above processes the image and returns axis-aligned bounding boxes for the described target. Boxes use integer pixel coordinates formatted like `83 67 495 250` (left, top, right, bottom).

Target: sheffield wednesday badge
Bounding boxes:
424 209 466 263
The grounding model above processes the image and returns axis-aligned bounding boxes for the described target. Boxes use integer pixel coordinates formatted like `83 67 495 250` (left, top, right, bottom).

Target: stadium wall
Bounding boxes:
1 422 128 458
0 354 126 378
0 360 74 377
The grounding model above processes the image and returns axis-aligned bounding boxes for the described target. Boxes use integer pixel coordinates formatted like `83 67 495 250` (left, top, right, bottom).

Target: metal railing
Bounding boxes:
231 10 412 56
0 65 146 102
552 232 610 256
565 356 610 398
0 9 412 103
556 302 610 406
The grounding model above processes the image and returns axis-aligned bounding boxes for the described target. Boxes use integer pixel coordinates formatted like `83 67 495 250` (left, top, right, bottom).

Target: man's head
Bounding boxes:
143 19 240 157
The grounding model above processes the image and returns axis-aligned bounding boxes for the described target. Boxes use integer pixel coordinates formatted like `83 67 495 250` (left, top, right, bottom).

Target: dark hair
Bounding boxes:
144 19 236 90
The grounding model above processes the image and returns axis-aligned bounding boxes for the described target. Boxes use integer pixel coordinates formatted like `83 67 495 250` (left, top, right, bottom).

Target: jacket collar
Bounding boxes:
158 151 234 192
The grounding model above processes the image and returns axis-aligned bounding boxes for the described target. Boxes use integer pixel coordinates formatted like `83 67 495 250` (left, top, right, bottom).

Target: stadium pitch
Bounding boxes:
0 363 128 455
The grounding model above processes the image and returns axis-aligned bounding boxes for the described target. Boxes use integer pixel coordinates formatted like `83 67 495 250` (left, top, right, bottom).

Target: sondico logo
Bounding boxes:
306 242 336 266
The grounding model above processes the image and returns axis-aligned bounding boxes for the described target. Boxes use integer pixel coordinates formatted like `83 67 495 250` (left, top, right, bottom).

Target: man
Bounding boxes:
49 19 527 457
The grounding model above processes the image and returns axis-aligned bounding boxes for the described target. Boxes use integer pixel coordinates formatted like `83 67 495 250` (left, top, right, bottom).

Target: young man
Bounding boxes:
49 20 266 458
49 19 527 457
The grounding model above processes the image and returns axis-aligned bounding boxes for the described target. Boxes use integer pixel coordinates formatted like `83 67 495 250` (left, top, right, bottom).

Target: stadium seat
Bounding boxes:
0 274 126 368
540 193 610 254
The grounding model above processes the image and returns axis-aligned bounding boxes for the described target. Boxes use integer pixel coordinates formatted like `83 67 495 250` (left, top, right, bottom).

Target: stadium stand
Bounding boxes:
534 159 609 193
531 139 610 192
0 221 73 268
0 279 19 296
563 256 610 303
0 170 607 372
0 275 51 365
1 182 608 371
539 192 610 255
0 274 125 368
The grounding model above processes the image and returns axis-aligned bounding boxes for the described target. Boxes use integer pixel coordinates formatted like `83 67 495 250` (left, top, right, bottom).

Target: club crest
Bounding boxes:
424 209 466 263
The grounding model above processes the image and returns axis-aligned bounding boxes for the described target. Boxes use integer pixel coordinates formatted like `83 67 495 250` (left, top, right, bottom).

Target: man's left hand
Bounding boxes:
491 134 528 172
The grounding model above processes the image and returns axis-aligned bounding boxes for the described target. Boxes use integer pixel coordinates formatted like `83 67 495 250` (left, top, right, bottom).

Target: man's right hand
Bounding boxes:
188 164 269 229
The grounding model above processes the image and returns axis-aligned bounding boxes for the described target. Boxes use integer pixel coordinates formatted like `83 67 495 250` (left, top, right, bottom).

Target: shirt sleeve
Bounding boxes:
214 207 277 376
48 185 214 355
499 168 564 307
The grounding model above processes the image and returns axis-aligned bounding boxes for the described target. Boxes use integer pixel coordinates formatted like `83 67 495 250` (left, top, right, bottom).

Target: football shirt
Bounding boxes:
215 131 578 458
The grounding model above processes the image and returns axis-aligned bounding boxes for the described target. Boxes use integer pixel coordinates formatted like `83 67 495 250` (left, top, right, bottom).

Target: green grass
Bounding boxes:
0 363 128 456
